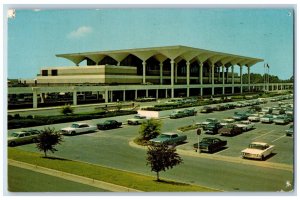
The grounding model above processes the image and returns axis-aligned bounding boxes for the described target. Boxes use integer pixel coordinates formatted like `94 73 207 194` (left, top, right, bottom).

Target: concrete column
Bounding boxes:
156 89 159 98
170 60 175 98
247 66 251 92
165 89 168 98
200 62 203 85
200 87 203 96
211 63 215 95
186 61 190 86
135 90 138 99
142 61 146 84
33 91 38 108
175 63 178 84
160 62 163 84
146 89 148 97
222 65 225 95
73 90 77 106
240 66 243 94
40 93 45 103
277 83 279 91
231 65 234 94
105 90 108 103
123 90 126 101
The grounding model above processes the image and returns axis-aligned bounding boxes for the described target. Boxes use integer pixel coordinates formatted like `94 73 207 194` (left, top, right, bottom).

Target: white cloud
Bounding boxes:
33 9 41 12
67 26 93 39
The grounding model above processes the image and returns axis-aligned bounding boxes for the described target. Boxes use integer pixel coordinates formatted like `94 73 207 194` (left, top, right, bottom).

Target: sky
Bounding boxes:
7 7 294 80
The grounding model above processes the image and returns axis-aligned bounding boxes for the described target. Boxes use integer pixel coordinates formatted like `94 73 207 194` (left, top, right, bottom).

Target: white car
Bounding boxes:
220 118 235 126
241 142 275 160
61 123 97 135
127 115 147 125
235 120 255 131
248 114 260 122
196 118 219 127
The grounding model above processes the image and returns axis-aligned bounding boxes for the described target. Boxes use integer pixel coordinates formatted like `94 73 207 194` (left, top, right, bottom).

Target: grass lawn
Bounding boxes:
177 124 199 132
8 148 218 192
8 165 108 192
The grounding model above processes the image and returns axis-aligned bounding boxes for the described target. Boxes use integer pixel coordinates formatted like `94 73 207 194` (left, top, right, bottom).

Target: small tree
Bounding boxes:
146 144 183 181
36 127 63 157
139 119 162 141
61 104 74 115
115 102 123 112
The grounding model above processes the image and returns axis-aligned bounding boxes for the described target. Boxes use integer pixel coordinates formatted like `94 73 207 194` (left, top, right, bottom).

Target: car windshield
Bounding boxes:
158 134 171 139
249 144 267 150
201 138 214 143
11 132 21 137
71 124 80 128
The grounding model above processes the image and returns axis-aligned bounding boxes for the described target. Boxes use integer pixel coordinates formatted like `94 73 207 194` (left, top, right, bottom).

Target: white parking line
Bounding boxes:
271 135 286 143
252 130 275 140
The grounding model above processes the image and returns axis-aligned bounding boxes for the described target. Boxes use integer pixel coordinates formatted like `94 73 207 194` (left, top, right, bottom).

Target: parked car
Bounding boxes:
203 122 223 135
273 115 290 125
97 120 122 130
241 142 275 160
233 112 249 121
61 123 97 135
170 110 186 119
286 125 294 136
193 137 227 153
248 113 260 122
196 118 219 128
200 106 214 113
215 105 226 111
220 118 235 126
183 108 197 116
149 132 187 145
235 120 255 131
8 129 40 146
218 124 243 136
272 107 285 115
262 107 272 114
260 114 274 123
127 115 147 125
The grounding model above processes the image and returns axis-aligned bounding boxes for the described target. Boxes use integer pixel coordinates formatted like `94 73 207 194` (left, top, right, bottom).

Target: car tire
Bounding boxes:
32 138 37 143
71 131 76 135
261 155 265 161
10 141 16 147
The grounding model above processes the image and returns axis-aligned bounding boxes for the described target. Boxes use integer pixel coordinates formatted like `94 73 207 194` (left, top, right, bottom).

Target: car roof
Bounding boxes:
72 122 87 125
162 132 178 136
203 137 219 140
251 142 268 146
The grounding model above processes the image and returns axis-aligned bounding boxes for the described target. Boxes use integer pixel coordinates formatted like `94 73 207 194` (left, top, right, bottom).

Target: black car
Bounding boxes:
193 137 227 153
97 120 122 130
200 106 214 113
203 122 222 135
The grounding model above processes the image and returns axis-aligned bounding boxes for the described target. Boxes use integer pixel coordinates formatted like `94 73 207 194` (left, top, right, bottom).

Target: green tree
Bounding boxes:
36 127 63 157
61 104 74 115
146 144 183 181
139 118 162 141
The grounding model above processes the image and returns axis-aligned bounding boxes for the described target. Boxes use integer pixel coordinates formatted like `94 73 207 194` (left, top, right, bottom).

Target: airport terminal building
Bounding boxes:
8 45 293 108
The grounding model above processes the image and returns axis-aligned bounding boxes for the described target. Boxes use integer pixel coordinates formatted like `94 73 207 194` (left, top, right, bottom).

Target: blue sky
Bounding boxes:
7 8 294 79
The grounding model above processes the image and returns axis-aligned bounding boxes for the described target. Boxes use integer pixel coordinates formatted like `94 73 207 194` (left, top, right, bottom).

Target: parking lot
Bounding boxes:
7 95 294 191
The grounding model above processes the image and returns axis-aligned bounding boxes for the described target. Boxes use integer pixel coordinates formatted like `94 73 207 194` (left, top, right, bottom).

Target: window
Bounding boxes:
51 69 58 76
42 70 48 76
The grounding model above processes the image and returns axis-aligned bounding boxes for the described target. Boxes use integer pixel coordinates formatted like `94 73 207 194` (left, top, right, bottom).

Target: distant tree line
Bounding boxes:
242 73 293 84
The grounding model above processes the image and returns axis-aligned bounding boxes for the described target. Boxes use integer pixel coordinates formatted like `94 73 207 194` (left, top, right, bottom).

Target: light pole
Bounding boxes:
196 128 202 153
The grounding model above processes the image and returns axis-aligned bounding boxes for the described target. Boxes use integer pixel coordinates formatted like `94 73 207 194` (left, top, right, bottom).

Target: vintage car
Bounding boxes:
273 115 290 125
183 108 197 116
203 122 223 135
248 113 260 122
272 107 285 115
220 118 235 126
127 115 147 125
233 112 249 121
8 129 40 146
200 106 214 113
286 125 294 136
60 123 97 135
193 137 227 153
196 118 219 128
260 114 274 123
235 120 255 131
261 107 272 114
241 142 275 160
218 124 243 136
215 105 226 111
169 110 186 119
97 120 122 130
149 132 187 145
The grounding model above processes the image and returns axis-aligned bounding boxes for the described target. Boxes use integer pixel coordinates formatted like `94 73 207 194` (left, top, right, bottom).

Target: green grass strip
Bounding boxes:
178 124 199 132
8 148 218 192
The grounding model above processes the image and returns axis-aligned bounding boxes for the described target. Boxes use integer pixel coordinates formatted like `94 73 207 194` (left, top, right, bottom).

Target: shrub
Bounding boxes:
14 114 21 119
61 104 74 115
